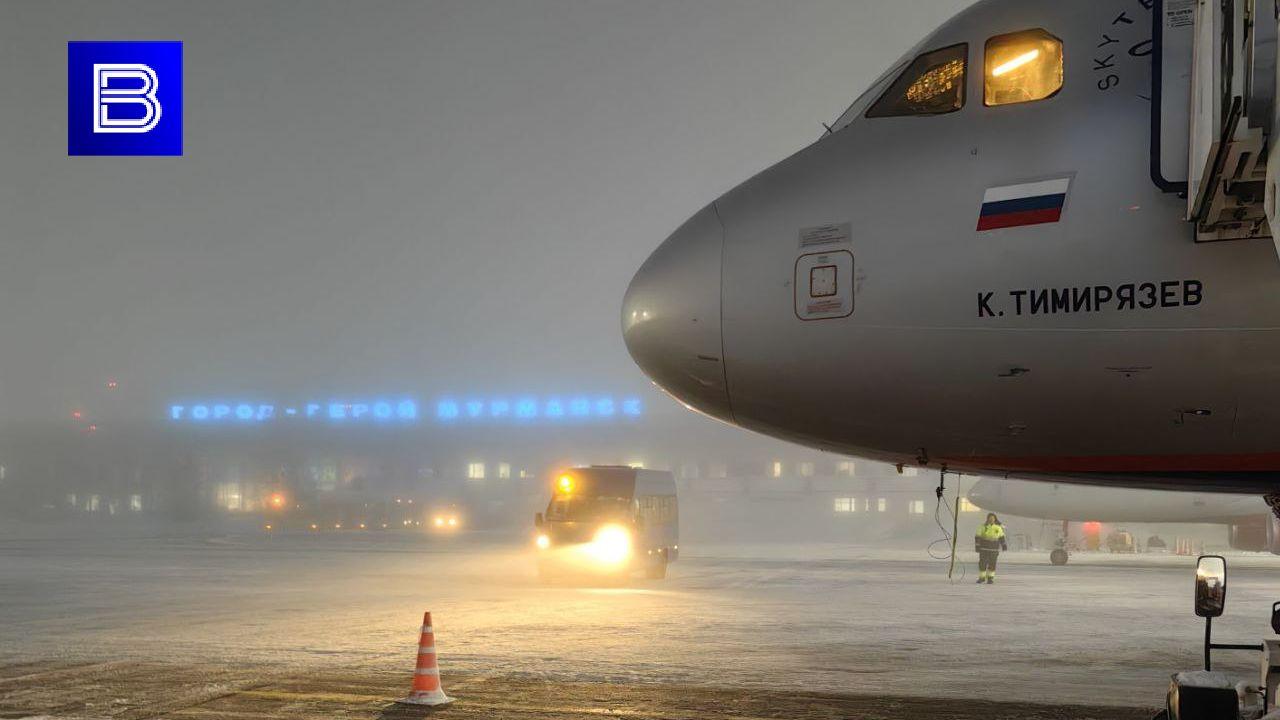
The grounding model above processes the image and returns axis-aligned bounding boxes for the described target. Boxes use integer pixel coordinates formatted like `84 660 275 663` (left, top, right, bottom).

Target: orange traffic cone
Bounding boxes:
397 611 453 706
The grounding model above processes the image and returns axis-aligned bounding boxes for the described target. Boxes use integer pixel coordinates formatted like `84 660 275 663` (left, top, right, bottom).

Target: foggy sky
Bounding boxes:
0 0 971 424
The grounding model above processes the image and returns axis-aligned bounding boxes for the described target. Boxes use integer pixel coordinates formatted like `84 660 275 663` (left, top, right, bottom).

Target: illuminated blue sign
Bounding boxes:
170 400 418 423
433 396 641 422
168 395 642 425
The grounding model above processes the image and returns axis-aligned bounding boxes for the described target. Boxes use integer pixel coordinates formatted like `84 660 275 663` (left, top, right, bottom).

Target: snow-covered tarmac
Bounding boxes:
1 534 1275 709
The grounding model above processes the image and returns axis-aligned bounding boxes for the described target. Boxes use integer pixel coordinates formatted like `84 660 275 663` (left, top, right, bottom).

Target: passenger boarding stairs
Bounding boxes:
1167 0 1279 245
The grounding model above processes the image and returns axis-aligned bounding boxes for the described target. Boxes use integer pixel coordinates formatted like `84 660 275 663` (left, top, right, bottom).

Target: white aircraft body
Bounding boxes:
968 477 1279 555
968 478 1265 524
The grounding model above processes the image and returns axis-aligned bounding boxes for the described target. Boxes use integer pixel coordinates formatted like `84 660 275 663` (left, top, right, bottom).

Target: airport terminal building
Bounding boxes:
0 395 976 545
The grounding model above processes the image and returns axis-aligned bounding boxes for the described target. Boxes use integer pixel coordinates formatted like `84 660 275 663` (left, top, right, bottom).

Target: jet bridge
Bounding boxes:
1155 0 1278 244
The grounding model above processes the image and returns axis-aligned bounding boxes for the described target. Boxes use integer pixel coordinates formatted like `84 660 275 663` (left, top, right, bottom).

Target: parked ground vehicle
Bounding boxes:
1156 556 1280 720
534 466 678 580
1107 530 1136 554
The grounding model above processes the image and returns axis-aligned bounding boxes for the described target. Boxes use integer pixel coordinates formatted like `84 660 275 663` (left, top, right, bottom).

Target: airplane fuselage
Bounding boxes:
623 0 1280 493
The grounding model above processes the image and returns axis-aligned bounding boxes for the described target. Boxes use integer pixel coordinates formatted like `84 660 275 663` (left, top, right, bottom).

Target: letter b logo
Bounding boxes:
93 64 162 133
69 42 182 155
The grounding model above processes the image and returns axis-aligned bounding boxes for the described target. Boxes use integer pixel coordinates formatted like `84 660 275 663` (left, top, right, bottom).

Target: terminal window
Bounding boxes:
833 497 856 513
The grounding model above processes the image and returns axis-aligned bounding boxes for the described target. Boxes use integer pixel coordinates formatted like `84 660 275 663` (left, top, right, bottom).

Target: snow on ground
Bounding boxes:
0 533 1275 708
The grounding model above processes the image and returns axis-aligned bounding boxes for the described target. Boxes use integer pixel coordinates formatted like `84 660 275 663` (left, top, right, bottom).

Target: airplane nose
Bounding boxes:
967 479 1001 509
622 204 732 422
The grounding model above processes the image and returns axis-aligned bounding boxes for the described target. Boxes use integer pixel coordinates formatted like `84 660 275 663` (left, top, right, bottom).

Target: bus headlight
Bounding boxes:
586 524 632 565
535 533 551 550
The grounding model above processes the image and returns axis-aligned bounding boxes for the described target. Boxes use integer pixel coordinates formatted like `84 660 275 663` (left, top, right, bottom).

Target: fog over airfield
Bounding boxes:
0 0 971 424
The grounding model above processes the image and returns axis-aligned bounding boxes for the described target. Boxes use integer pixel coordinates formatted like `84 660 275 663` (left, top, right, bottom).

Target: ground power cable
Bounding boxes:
927 468 966 582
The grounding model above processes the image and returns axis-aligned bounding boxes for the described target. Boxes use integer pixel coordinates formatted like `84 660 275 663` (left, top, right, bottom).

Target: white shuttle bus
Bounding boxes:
534 466 679 580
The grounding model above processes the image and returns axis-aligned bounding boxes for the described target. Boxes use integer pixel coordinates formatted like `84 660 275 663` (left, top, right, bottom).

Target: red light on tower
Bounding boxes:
71 410 83 420
107 379 119 390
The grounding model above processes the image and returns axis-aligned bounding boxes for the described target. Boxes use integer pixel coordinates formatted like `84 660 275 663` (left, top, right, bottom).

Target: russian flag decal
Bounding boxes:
977 177 1071 232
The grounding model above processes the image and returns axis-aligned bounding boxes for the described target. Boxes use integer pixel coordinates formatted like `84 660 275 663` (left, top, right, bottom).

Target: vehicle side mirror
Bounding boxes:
1195 555 1227 618
534 513 544 528
1271 601 1280 635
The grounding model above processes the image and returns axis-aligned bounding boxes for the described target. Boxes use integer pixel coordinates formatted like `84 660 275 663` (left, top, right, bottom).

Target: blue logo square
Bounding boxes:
68 41 183 156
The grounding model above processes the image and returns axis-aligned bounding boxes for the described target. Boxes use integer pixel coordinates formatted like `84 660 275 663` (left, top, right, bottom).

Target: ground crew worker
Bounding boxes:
974 513 1007 584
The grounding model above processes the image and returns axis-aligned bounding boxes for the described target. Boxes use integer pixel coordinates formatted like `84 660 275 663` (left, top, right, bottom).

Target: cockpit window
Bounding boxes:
984 29 1063 106
866 44 967 118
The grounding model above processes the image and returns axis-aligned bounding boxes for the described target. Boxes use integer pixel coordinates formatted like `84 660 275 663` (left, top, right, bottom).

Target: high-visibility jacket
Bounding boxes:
975 523 1007 552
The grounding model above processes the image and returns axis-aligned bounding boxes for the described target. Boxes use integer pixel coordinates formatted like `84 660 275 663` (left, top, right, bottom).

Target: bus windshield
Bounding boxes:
546 496 633 523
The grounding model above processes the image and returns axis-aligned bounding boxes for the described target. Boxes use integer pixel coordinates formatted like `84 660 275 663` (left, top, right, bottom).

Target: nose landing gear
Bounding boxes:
1049 520 1069 565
